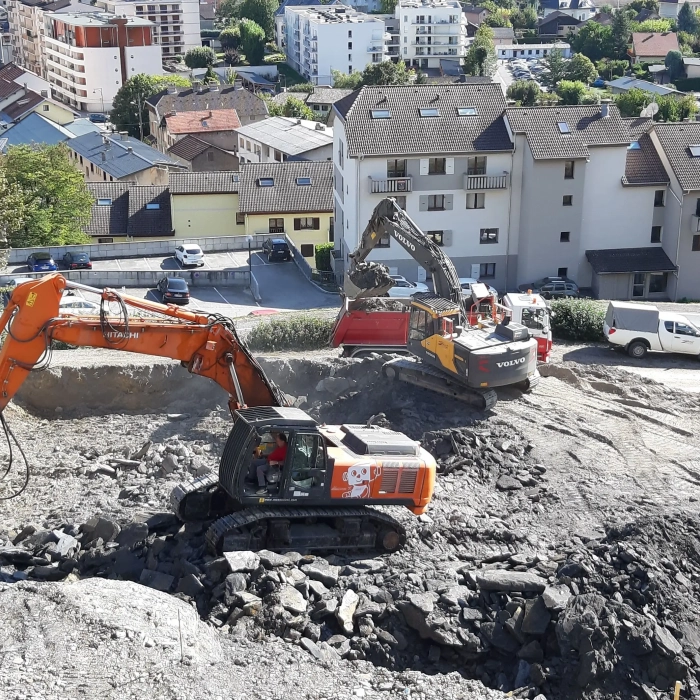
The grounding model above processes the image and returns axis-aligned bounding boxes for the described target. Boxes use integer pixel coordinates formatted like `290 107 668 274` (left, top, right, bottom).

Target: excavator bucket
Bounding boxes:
346 261 395 299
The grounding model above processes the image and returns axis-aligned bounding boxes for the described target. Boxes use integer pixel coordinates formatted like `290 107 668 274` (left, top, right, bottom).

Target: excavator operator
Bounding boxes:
252 433 288 495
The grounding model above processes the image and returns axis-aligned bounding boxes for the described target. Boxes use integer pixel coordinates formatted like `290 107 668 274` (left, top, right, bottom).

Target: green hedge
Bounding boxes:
673 77 700 92
247 314 334 352
550 298 605 342
314 243 334 272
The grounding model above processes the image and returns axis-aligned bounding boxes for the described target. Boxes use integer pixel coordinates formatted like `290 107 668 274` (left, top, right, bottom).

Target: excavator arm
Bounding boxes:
0 273 285 415
347 197 463 306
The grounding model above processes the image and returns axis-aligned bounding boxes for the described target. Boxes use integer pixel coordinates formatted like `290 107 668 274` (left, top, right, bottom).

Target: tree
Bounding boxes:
110 73 190 138
379 0 396 12
566 53 597 84
331 69 363 89
0 169 26 266
236 0 277 39
542 48 568 87
511 7 537 29
665 49 685 80
633 18 673 31
239 18 266 65
219 25 240 50
678 1 699 32
506 80 541 105
628 0 659 11
267 95 316 120
184 46 216 69
570 21 614 61
484 8 512 27
224 48 241 66
361 60 413 85
217 0 240 22
656 93 698 121
464 24 497 77
556 80 587 105
611 10 632 59
0 144 92 249
613 86 649 116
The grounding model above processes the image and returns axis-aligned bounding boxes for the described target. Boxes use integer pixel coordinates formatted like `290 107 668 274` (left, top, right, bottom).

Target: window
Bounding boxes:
207 151 214 161
300 244 315 258
428 194 445 210
348 30 352 36
563 195 572 206
296 177 312 186
419 108 440 117
651 226 662 243
97 198 112 206
628 141 640 150
42 104 49 112
457 107 477 116
564 160 574 179
648 272 668 294
654 190 665 207
349 54 352 61
371 109 391 119
466 192 485 209
258 178 274 187
480 228 498 244
696 198 700 217
558 122 570 134
394 196 406 209
693 235 700 251
90 163 94 173
98 237 114 243
467 156 486 175
560 231 570 242
480 263 496 278
269 218 284 233
428 157 445 174
236 213 245 225
387 159 406 178
690 145 700 157
348 41 352 48
294 217 320 230
558 267 568 277
349 66 353 73
146 203 160 210
427 230 443 246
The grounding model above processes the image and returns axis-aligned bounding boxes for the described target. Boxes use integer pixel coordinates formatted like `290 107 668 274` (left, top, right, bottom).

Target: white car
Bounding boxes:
386 275 429 298
458 278 498 300
175 244 205 267
58 297 102 315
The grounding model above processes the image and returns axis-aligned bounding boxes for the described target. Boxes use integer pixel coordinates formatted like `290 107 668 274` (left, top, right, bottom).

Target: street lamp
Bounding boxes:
92 87 104 114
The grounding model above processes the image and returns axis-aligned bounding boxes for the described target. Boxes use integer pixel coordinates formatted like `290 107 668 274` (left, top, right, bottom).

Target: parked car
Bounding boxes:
63 251 92 269
603 301 700 358
592 77 606 88
157 276 190 304
88 113 108 123
58 297 101 315
175 244 205 267
262 238 292 262
27 252 57 272
458 277 498 300
518 276 579 299
386 275 429 298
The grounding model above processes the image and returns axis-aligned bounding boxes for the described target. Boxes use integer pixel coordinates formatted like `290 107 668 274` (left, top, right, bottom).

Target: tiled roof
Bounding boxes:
235 117 333 156
169 170 240 194
2 90 44 121
586 247 677 274
127 186 172 236
164 108 241 135
147 85 268 122
623 116 653 139
67 131 181 179
653 122 700 192
85 183 130 238
0 77 23 101
0 63 25 82
623 133 669 186
506 104 630 160
606 76 681 96
631 32 679 57
537 11 582 27
305 88 353 106
491 27 515 38
541 0 593 9
337 83 512 158
168 134 211 161
238 161 332 214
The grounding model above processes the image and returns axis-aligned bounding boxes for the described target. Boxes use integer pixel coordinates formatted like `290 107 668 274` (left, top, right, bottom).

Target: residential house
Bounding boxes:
496 42 571 59
199 0 215 31
161 108 240 152
659 0 700 19
540 0 595 21
169 170 245 237
85 182 173 242
536 11 582 37
236 116 333 164
238 161 333 262
168 135 238 171
630 32 679 65
491 27 514 45
67 130 184 185
0 88 74 124
147 83 268 155
0 110 99 151
461 5 487 26
634 8 660 22
606 76 685 98
273 86 353 125
589 11 613 25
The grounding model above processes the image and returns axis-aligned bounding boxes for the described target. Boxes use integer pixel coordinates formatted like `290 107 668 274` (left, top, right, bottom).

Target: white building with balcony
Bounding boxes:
396 0 466 71
283 4 387 86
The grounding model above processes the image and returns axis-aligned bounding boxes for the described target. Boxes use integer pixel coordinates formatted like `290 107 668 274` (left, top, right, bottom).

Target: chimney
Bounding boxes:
119 131 128 140
234 78 243 90
166 85 178 95
296 118 302 125
601 100 610 118
209 83 219 92
101 152 106 161
314 122 325 131
127 146 133 153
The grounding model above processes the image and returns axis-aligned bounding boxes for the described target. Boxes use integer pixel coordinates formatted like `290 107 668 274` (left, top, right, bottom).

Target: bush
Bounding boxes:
550 298 605 342
314 242 334 271
247 314 334 352
674 77 700 91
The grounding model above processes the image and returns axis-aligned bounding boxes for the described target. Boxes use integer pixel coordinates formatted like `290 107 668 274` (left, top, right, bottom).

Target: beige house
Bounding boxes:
630 32 679 64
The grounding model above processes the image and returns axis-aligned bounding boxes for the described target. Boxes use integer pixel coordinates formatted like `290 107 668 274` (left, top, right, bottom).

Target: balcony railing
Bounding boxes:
464 174 508 190
369 176 412 194
693 215 700 232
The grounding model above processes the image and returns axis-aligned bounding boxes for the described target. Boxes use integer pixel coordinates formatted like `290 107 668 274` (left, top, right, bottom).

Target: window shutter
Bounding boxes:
294 218 300 230
443 230 452 247
419 159 429 175
419 195 428 211
444 195 453 210
445 158 454 175
313 217 320 229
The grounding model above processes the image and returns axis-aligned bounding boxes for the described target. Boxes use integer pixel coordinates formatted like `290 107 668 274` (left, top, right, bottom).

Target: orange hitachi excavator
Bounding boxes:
0 273 436 553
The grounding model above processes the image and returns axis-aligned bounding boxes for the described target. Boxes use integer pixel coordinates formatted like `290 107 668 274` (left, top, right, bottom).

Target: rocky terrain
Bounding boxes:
1 350 699 700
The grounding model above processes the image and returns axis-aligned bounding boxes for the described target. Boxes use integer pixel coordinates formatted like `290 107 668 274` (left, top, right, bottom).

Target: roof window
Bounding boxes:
146 203 160 210
419 107 440 117
457 107 477 116
557 122 571 134
296 177 312 185
628 141 641 150
371 109 391 119
97 198 112 206
690 145 700 157
258 178 275 186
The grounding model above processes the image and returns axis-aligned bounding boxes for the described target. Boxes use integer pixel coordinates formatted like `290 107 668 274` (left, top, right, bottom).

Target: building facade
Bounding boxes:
496 42 571 59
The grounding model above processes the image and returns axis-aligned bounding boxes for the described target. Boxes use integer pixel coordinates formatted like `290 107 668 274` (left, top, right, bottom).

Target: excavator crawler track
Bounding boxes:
170 473 234 522
206 505 406 555
383 357 498 410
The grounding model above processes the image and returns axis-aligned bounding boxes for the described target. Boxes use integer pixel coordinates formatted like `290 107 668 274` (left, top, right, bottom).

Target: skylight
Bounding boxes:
296 177 312 186
690 145 700 157
457 107 477 116
97 198 112 206
419 107 440 117
258 178 275 186
371 109 391 119
628 141 641 150
557 122 571 134
146 203 160 210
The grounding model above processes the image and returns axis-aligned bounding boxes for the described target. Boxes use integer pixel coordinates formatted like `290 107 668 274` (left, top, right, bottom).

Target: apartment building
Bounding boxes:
283 4 386 86
44 12 161 112
396 0 466 71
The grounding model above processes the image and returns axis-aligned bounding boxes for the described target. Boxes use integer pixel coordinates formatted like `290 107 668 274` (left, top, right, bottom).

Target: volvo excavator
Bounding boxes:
0 273 436 553
345 198 540 410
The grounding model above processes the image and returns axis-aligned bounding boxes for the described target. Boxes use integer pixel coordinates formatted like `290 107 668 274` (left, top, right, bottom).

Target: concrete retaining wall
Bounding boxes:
8 233 268 265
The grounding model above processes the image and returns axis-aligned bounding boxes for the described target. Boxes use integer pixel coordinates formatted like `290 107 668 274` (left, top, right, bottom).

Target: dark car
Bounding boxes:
262 238 292 262
27 252 58 272
157 276 190 304
518 276 579 299
63 251 92 270
89 113 108 123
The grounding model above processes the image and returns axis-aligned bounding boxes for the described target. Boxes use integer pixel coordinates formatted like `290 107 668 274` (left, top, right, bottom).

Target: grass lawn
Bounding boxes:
276 62 308 88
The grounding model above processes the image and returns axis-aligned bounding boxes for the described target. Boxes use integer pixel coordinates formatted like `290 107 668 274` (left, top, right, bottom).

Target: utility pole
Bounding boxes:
137 91 144 141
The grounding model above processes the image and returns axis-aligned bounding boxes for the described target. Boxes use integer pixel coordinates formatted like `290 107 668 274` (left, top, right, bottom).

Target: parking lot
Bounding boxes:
500 58 548 90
